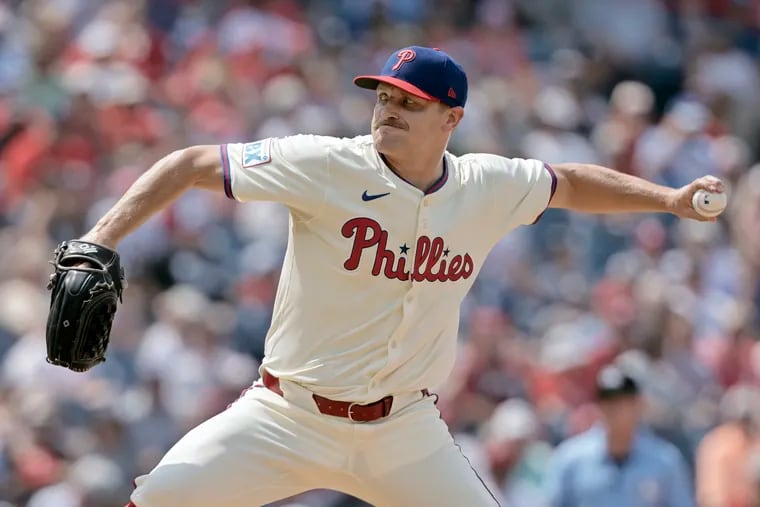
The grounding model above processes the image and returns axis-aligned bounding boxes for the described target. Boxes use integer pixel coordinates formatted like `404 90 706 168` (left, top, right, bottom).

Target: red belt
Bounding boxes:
261 369 429 423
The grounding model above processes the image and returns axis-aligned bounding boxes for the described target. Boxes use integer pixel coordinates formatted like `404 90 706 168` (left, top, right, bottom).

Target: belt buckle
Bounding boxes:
347 402 367 423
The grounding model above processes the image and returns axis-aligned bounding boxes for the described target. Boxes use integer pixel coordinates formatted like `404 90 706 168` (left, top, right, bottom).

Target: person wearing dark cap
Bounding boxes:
71 42 724 507
544 364 695 507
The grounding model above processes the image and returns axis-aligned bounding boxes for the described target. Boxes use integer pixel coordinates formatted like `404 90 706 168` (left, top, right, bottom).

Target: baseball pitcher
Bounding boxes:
46 46 725 507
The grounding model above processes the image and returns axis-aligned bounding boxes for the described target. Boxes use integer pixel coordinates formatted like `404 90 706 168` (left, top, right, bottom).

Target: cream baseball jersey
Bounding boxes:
220 134 556 403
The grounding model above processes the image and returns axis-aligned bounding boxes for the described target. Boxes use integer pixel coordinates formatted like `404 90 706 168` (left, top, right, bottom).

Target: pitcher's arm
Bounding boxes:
549 163 724 221
81 145 223 249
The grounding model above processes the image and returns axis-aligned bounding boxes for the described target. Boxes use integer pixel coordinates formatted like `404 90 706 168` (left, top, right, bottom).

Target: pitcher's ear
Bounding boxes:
445 106 464 131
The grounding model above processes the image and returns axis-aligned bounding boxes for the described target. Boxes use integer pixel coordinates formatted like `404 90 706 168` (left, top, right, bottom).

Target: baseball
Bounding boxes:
691 189 727 218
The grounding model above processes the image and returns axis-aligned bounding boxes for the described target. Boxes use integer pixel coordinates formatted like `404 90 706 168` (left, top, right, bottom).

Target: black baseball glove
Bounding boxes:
45 240 126 372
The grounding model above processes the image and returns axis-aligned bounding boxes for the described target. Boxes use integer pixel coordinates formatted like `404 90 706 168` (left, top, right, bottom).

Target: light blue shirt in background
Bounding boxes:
544 425 695 507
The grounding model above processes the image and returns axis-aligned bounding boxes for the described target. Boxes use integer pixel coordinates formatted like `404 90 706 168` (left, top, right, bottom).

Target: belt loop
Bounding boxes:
262 369 283 397
382 396 392 417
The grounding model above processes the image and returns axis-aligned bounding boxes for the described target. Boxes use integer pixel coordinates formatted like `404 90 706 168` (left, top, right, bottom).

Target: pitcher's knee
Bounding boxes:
130 464 206 507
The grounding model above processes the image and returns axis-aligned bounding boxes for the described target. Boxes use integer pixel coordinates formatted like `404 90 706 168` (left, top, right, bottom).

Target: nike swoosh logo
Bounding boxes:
362 191 390 202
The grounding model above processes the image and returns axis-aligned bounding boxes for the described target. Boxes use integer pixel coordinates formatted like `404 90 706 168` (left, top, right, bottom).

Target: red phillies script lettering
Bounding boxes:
342 217 474 282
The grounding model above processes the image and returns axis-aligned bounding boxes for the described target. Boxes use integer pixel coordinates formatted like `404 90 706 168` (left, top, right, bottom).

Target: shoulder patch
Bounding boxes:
242 139 272 167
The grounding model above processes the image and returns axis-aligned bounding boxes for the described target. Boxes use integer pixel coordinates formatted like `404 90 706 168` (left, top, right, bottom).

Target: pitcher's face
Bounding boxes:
371 83 459 157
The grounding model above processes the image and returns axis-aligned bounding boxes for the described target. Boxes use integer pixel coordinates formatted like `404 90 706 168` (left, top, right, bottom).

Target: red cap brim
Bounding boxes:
353 75 438 102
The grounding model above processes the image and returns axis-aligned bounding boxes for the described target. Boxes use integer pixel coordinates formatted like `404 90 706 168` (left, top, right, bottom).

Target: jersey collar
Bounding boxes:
378 152 449 196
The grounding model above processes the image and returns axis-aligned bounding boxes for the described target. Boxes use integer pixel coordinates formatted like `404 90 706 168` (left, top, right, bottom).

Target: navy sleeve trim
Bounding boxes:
220 144 234 200
531 162 558 225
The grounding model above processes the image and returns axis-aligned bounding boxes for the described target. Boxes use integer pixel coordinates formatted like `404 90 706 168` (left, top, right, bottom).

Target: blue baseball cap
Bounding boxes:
354 46 468 108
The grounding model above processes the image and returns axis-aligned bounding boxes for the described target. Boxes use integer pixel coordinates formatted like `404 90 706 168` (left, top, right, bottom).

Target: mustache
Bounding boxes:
374 118 408 130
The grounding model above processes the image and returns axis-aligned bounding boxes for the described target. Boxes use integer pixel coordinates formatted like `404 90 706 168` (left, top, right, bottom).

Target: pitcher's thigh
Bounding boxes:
130 390 319 507
368 443 501 507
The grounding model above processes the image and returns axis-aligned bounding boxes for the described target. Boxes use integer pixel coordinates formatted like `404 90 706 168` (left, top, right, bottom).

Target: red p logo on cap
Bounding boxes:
392 49 416 71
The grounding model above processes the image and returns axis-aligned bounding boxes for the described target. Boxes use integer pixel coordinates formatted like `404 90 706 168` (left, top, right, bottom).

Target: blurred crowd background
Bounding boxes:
0 0 759 506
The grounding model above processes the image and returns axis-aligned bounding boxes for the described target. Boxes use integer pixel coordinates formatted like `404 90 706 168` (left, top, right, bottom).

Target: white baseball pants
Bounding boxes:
129 378 500 507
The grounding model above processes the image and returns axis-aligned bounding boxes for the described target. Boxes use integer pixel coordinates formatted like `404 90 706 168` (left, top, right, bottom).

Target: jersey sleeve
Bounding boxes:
479 154 557 227
220 134 331 215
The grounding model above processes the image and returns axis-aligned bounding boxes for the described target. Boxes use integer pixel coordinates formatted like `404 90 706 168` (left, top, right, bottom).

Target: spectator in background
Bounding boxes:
591 80 655 176
482 398 553 507
633 95 719 189
695 384 760 507
544 363 695 507
520 85 599 164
